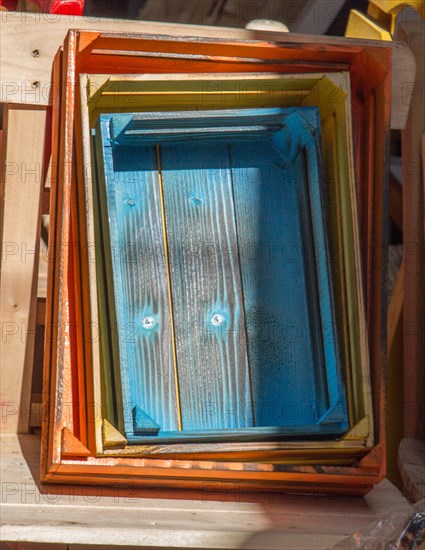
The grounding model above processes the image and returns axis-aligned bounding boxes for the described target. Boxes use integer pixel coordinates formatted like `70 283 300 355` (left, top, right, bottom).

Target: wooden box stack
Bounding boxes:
33 27 402 497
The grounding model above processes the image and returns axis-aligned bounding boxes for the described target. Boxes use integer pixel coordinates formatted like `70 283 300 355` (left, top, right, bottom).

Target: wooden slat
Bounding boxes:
41 187 50 215
231 140 321 428
386 261 404 486
0 104 47 434
95 123 179 436
35 298 46 326
160 141 251 432
397 21 425 440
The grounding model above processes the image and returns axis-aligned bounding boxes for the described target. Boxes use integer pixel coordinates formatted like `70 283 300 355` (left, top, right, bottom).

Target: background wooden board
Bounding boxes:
397 21 425 442
0 434 411 548
0 104 48 434
0 13 415 130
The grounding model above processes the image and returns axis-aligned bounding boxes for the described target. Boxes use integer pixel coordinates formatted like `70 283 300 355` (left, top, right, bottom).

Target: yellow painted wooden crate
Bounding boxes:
73 72 372 461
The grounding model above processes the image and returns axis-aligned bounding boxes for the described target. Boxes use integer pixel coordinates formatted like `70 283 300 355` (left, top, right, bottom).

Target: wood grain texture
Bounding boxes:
0 104 47 434
160 141 251 432
95 119 179 437
230 140 320 428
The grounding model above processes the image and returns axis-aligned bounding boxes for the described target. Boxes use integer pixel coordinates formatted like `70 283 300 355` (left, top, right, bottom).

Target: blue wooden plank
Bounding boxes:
159 141 252 431
230 140 320 428
95 120 179 436
271 110 347 424
298 141 348 424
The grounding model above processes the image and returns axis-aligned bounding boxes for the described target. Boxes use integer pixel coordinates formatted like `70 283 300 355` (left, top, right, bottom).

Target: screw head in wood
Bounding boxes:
211 313 226 327
142 316 156 330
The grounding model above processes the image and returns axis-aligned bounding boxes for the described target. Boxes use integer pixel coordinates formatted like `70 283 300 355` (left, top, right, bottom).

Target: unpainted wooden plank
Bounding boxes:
160 141 251 432
0 104 47 434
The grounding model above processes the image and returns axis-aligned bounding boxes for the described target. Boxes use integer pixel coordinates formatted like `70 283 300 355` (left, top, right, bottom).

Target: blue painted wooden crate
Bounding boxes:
93 107 348 443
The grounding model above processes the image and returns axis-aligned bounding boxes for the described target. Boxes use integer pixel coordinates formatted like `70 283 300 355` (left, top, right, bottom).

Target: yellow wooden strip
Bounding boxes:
102 419 127 449
156 145 182 431
100 90 310 98
301 75 373 442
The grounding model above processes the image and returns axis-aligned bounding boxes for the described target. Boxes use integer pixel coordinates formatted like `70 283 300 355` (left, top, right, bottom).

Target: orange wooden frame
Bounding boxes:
42 29 391 495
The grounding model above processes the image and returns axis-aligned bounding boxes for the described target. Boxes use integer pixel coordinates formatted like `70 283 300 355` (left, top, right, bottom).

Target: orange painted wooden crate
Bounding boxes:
42 29 392 495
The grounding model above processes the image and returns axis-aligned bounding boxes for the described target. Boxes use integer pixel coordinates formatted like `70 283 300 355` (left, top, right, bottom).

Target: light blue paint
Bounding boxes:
94 107 349 442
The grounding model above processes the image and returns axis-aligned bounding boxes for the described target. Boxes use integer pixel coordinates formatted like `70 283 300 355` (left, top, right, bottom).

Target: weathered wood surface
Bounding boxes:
95 123 179 436
0 434 410 548
0 13 415 130
398 438 425 503
160 141 251 432
0 105 48 434
397 21 425 441
230 139 328 428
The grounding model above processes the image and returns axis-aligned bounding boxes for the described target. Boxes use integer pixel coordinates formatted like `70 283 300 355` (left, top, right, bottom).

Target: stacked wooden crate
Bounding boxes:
0 13 418 500
38 26 398 496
